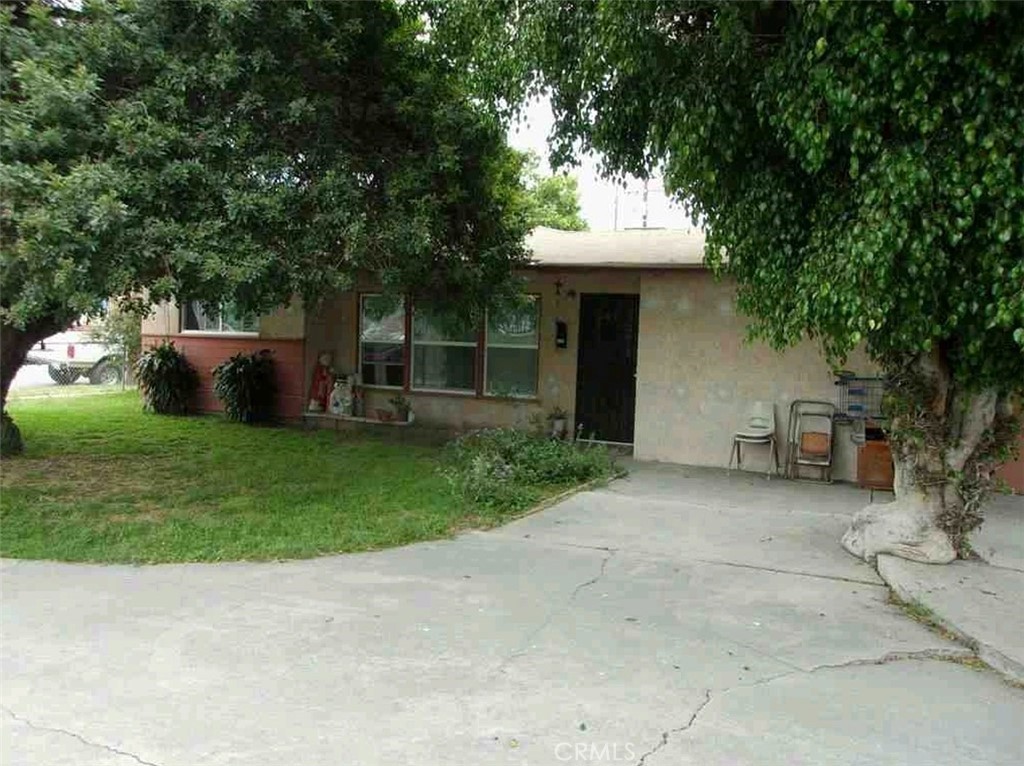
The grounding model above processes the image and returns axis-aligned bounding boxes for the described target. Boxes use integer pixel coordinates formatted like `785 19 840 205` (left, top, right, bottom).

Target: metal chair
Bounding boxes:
784 400 835 483
728 401 779 479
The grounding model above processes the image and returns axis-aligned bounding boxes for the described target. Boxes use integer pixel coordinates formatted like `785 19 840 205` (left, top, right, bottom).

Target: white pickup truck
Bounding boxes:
25 329 124 386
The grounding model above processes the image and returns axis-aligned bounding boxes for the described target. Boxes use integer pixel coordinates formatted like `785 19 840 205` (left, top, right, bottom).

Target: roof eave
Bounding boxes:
525 261 707 270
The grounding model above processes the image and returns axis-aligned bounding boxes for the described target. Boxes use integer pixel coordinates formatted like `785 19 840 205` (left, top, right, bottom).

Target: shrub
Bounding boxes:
134 341 199 415
212 349 277 423
441 428 616 513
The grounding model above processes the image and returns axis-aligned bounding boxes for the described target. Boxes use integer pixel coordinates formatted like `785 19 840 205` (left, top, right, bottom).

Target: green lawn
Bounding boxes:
1 393 545 563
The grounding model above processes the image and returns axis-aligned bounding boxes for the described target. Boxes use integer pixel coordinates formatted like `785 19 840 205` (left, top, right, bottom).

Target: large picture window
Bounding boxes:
411 307 477 393
356 295 542 397
486 298 539 397
360 295 406 388
182 301 258 334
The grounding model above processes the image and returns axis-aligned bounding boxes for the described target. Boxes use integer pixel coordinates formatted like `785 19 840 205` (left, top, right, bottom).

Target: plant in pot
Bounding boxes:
546 406 569 439
389 394 413 423
134 341 199 415
212 349 277 424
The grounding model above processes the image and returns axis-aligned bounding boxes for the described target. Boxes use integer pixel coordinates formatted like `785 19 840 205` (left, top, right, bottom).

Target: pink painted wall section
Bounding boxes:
995 433 1024 494
141 335 306 420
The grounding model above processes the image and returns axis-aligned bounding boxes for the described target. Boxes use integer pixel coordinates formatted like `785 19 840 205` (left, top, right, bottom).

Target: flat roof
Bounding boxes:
526 226 707 269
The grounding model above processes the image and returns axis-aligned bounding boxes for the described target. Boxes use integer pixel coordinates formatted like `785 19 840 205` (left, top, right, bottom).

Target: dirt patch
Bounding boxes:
107 503 169 524
449 514 490 534
2 454 185 498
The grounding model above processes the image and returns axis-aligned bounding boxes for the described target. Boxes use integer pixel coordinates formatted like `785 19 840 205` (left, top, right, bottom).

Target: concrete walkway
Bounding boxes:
2 464 1022 766
878 494 1024 683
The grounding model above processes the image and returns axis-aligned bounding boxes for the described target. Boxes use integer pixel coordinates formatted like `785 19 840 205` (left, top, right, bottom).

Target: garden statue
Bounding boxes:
307 351 334 412
330 375 354 416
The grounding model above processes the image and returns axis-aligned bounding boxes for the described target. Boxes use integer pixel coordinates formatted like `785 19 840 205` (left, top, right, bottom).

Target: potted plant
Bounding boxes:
546 406 569 439
389 394 413 423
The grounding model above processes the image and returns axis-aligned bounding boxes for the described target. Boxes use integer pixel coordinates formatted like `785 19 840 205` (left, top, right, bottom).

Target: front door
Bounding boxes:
574 293 640 444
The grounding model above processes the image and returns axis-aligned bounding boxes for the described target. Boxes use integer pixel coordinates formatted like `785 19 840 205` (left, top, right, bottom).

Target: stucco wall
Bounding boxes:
634 271 877 481
303 290 358 391
141 299 305 340
306 270 878 482
141 300 178 337
303 269 640 430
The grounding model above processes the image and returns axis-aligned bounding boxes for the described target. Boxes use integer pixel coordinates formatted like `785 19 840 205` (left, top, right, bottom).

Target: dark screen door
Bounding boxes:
575 293 640 443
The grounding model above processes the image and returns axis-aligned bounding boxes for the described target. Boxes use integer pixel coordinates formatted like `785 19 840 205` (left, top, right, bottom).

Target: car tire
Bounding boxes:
89 361 122 386
48 365 81 385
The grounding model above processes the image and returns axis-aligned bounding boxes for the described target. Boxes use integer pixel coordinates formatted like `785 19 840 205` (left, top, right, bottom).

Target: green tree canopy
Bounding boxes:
1 0 530 441
430 0 1024 561
521 151 587 231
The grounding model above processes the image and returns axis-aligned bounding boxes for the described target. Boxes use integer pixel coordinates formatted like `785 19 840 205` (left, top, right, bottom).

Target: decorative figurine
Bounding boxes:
307 352 334 412
329 375 354 416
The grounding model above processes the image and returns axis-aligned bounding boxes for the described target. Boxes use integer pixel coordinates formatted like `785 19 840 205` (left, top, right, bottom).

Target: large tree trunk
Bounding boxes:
841 450 959 564
841 348 1017 564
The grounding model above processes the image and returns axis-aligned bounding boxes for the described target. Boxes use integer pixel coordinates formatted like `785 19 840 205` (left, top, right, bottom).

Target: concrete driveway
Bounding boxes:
2 463 1022 766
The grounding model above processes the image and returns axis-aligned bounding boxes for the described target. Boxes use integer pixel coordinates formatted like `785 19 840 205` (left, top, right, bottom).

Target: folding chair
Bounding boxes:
784 400 836 483
728 401 779 479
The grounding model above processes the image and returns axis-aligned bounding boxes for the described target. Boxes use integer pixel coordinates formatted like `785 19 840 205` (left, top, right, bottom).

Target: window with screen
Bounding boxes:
360 295 406 387
181 301 258 334
411 307 477 392
485 298 539 397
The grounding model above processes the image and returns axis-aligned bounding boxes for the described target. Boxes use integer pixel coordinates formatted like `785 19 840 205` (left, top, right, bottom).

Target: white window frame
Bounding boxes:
359 294 406 390
410 307 478 395
179 300 259 336
483 296 540 399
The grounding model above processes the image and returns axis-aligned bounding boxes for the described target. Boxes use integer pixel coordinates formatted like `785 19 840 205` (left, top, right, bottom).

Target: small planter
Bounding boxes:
389 395 412 424
375 408 395 422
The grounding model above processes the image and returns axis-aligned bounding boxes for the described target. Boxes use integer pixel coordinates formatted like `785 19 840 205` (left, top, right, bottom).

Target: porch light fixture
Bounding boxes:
555 320 568 349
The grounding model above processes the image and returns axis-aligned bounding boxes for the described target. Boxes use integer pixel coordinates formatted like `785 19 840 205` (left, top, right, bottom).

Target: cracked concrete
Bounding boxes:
642 657 1022 766
3 464 1022 765
879 554 1024 683
3 707 160 766
494 548 617 675
874 493 1024 684
689 557 883 586
633 649 980 766
635 689 712 765
971 495 1024 573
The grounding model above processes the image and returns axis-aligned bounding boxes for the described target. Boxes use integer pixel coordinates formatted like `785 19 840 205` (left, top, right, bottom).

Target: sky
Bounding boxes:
507 98 697 232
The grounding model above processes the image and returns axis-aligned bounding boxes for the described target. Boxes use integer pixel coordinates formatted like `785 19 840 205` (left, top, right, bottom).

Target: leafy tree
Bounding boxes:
0 0 530 451
429 0 1024 562
521 151 587 231
89 306 143 381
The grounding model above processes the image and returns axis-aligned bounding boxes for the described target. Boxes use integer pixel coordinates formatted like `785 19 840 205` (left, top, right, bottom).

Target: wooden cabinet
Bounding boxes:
858 440 894 491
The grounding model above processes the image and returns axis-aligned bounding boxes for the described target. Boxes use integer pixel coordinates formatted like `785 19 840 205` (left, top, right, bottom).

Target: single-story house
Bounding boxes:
142 226 1024 490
